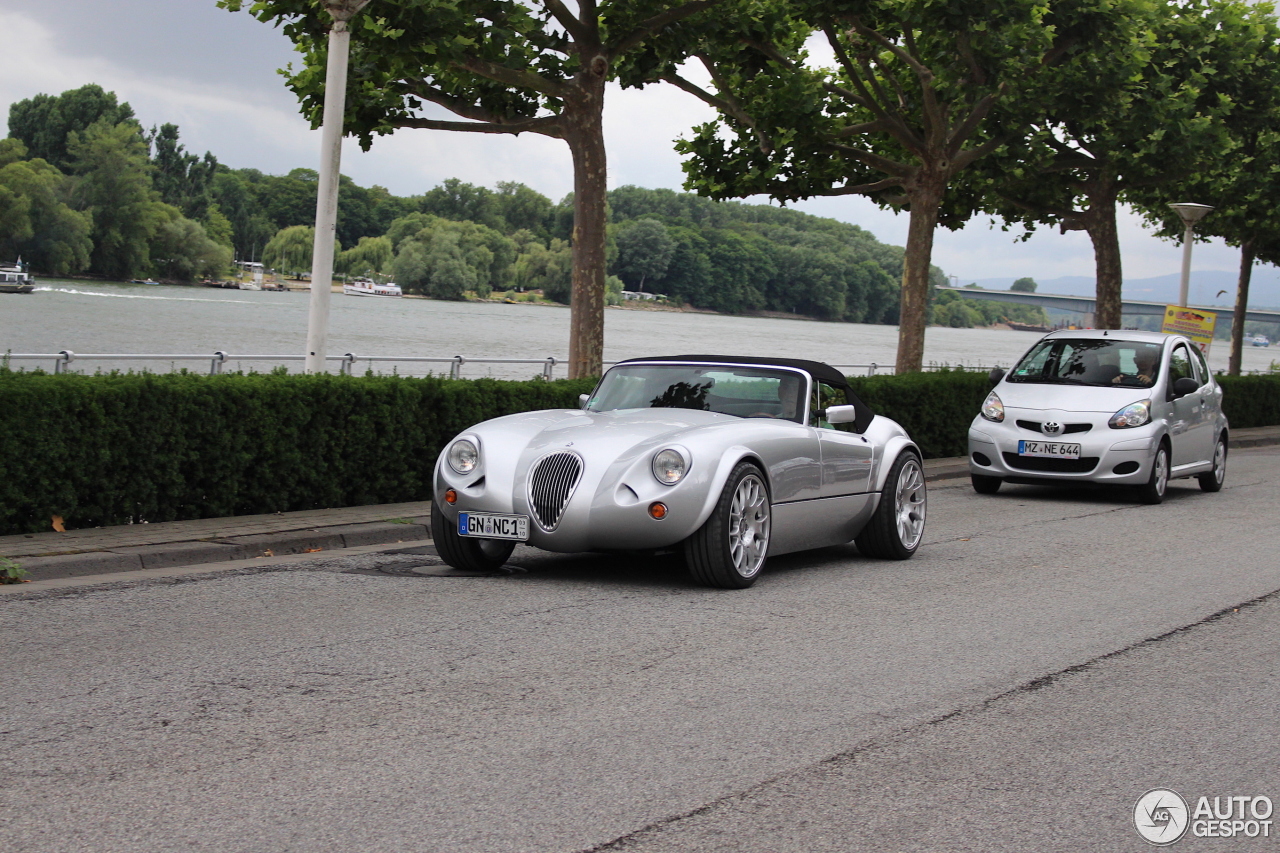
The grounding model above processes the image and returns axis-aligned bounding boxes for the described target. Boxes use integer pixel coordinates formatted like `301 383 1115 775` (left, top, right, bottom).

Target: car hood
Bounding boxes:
474 407 741 455
997 382 1155 413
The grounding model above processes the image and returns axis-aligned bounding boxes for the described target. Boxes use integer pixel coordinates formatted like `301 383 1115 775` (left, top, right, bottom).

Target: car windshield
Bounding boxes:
587 364 806 422
1008 339 1164 388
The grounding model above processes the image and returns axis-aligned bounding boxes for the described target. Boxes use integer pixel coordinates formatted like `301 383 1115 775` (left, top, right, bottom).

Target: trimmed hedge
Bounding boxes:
0 371 594 535
2 369 1276 535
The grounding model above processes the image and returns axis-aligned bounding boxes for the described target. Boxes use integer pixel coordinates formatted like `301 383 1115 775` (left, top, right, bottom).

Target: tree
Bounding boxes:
613 218 675 291
0 154 93 275
148 123 219 220
966 0 1276 330
67 120 160 280
263 224 322 278
221 0 728 378
337 235 394 277
1010 277 1038 293
7 84 136 172
663 0 1136 371
150 206 234 281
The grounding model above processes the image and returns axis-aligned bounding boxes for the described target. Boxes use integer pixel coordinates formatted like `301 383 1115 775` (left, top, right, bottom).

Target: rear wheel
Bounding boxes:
1137 443 1170 505
431 503 516 571
1199 436 1227 492
856 451 927 559
971 473 1002 494
685 462 771 589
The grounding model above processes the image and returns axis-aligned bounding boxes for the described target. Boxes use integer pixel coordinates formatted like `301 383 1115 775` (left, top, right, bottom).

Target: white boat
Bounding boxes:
239 281 262 291
0 262 35 293
343 277 402 297
1250 335 1271 347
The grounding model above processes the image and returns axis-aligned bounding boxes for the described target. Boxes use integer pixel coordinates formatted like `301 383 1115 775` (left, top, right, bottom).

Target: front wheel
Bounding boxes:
685 462 771 589
1137 443 1169 505
1199 436 1227 492
431 504 516 571
856 451 927 559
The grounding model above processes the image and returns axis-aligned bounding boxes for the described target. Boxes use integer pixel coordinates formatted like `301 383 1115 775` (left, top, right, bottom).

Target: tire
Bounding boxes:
685 461 771 589
1137 442 1170 505
856 451 927 560
971 473 1002 494
1199 436 1227 492
431 503 516 571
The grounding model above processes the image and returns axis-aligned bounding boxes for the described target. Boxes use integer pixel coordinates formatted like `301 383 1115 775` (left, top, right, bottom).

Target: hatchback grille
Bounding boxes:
528 452 583 531
1015 420 1092 435
1003 452 1099 473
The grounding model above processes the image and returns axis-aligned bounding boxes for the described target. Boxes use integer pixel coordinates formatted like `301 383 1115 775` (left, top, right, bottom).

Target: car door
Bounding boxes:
1166 342 1210 468
812 380 874 497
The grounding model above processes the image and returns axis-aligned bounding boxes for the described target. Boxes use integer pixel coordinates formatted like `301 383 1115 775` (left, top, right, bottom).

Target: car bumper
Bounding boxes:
967 418 1161 485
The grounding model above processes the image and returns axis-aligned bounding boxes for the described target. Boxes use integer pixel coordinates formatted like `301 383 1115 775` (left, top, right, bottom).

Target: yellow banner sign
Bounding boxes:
1161 305 1217 353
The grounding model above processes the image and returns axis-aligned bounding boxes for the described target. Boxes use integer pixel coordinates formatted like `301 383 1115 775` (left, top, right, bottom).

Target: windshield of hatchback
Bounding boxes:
587 364 806 422
1008 339 1163 388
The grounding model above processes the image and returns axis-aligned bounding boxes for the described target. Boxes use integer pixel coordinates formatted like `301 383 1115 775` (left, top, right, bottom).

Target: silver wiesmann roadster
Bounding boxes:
431 355 927 588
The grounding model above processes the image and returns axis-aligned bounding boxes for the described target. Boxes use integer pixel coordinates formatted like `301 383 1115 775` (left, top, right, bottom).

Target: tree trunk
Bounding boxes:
1085 193 1123 330
1229 240 1255 376
895 180 944 374
562 58 609 380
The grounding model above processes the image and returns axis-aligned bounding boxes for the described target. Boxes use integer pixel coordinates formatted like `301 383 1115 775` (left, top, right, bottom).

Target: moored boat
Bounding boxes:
0 262 35 293
343 277 402 297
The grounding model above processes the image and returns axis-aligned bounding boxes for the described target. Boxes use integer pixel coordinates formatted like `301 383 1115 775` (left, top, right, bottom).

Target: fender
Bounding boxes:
873 437 923 493
688 445 765 533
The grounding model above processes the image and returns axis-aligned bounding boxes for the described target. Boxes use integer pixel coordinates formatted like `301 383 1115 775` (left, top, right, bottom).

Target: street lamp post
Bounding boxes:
1168 202 1213 307
304 0 371 374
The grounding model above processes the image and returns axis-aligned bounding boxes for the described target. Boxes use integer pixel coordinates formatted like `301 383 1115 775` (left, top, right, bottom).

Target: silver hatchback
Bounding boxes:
967 330 1228 503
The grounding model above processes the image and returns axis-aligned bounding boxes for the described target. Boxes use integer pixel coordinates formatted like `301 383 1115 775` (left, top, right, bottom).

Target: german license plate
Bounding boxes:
1018 440 1081 459
457 512 529 541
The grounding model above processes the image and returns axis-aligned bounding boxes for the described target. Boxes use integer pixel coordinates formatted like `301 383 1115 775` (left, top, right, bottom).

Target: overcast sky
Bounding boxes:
3 0 1273 294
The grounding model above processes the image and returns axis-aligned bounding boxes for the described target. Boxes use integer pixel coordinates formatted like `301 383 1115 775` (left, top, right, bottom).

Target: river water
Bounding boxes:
3 279 1275 379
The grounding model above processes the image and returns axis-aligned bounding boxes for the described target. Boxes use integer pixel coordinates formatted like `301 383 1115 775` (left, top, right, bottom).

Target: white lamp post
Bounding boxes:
1168 202 1213 307
304 0 371 374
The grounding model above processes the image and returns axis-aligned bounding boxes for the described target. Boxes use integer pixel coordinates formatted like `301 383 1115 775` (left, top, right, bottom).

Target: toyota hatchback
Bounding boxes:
967 330 1227 503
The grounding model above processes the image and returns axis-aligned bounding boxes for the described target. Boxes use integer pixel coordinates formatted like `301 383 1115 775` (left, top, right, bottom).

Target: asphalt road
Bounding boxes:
2 448 1278 852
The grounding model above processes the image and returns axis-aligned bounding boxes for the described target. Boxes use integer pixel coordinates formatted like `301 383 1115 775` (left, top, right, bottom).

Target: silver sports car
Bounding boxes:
431 355 927 588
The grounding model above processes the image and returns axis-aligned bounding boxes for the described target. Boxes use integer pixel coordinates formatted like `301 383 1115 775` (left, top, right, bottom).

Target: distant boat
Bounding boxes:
0 262 35 293
343 277 402 297
239 280 262 291
1250 334 1271 347
129 278 160 285
1006 321 1052 333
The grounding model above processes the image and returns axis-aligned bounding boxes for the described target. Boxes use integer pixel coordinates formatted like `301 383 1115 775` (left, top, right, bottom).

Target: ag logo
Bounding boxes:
1135 789 1190 845
1042 421 1063 435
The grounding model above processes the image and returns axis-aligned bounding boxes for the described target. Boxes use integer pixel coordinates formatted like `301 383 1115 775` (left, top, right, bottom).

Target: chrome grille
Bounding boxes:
528 452 583 531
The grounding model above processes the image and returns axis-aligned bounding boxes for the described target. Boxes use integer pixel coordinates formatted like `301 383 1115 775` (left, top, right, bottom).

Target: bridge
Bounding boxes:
939 285 1280 325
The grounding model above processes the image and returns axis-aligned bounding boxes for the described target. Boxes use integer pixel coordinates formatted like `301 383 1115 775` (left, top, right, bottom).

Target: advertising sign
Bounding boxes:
1161 305 1217 353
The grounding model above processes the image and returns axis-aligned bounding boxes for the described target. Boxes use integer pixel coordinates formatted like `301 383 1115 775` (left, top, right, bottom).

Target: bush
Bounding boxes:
0 370 594 535
849 369 993 458
1218 373 1280 429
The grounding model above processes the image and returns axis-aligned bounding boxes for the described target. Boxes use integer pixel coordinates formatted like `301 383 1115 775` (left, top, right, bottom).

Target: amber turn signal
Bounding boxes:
444 489 458 505
648 502 668 519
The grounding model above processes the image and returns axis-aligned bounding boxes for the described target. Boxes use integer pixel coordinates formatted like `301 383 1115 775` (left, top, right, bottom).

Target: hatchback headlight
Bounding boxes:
1109 400 1151 429
652 448 689 485
447 438 480 474
980 391 1005 423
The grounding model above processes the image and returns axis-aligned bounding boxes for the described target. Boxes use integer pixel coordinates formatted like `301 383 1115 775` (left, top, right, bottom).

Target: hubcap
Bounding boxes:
1154 448 1169 496
1213 441 1226 484
728 474 770 578
895 458 927 549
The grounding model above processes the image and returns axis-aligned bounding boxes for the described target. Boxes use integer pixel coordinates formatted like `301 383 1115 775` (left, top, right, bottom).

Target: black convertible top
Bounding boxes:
616 354 875 431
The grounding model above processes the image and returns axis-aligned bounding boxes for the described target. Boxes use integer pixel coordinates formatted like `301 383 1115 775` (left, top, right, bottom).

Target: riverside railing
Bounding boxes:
2 351 1015 379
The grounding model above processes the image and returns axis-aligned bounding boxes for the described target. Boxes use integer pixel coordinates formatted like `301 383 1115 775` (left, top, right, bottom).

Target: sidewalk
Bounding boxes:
4 426 1277 585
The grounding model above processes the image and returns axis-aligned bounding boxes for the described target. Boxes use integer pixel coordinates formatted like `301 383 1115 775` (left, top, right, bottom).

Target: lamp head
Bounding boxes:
1168 202 1213 226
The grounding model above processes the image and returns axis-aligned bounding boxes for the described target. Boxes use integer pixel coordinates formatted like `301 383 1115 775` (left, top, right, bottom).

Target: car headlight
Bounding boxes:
1109 400 1151 429
447 438 480 474
652 448 688 485
980 391 1005 423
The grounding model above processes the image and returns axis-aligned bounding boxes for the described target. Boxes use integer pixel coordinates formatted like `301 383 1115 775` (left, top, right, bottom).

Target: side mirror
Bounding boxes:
1172 377 1199 398
988 366 1006 385
578 393 590 409
824 404 858 424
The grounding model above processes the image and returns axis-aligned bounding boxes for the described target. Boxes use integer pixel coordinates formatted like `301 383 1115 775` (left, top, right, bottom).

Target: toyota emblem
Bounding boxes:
1042 422 1062 435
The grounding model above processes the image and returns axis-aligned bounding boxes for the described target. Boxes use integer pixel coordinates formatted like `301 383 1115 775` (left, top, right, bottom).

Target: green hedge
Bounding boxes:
0 370 594 535
2 368 1276 536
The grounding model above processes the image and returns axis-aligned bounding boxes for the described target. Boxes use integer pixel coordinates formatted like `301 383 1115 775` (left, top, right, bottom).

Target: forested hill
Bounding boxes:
2 83 948 326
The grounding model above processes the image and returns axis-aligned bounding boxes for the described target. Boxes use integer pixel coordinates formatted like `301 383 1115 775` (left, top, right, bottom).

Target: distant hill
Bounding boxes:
967 269 1280 310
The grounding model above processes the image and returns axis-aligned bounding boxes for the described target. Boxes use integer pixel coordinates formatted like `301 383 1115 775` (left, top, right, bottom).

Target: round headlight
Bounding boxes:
652 448 688 485
447 438 479 474
980 391 1005 423
1109 400 1151 429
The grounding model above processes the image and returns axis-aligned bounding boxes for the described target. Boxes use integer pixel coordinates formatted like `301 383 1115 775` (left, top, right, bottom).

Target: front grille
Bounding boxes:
1015 420 1092 435
528 452 583 531
1003 452 1099 473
